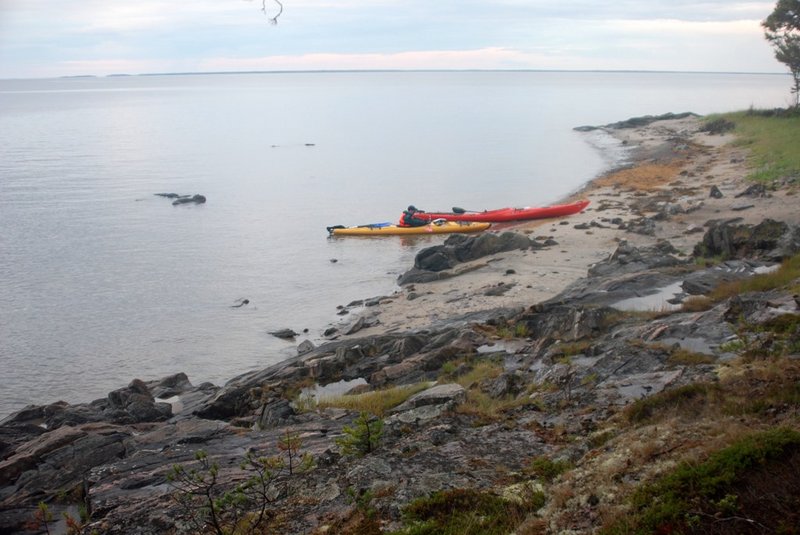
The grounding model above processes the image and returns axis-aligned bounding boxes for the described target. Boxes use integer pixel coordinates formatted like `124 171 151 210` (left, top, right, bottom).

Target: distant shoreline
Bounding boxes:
0 68 789 82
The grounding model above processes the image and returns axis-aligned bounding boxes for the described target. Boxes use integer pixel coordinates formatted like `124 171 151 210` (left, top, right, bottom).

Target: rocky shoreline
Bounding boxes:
2 114 799 534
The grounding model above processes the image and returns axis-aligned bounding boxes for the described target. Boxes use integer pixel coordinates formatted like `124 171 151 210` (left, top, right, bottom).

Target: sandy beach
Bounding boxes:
339 114 798 337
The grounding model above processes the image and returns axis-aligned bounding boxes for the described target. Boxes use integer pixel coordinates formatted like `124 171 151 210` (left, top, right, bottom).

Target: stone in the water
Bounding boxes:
270 328 298 340
297 340 315 355
231 298 249 308
172 194 206 206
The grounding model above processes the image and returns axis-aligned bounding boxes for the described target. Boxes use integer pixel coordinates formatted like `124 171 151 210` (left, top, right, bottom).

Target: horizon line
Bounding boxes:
0 67 790 82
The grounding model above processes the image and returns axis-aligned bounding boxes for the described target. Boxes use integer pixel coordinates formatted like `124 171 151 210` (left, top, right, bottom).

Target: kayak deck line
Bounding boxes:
327 220 491 237
416 199 590 223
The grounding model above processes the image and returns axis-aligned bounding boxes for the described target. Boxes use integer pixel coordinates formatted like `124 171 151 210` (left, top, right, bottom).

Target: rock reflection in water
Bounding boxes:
301 377 368 402
611 281 684 312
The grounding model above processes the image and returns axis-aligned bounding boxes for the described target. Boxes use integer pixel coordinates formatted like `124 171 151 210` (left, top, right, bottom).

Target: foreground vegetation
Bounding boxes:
315 248 800 534
711 109 800 184
605 427 800 534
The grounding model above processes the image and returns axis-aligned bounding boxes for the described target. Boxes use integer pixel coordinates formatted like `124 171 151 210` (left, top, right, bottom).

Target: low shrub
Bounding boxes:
700 117 736 135
391 488 540 535
336 412 383 456
603 427 800 534
623 383 719 424
526 456 573 483
667 348 716 366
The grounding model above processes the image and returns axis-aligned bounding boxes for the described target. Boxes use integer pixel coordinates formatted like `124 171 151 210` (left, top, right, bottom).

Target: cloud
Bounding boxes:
56 58 164 75
608 17 767 36
198 47 540 72
489 1 774 22
0 0 784 78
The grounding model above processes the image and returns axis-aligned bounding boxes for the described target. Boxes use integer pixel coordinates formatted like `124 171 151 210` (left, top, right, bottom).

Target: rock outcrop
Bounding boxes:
694 218 800 260
2 215 798 533
398 231 550 285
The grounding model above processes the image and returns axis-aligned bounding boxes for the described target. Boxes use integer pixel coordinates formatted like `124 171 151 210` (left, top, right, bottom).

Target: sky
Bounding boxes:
0 0 786 79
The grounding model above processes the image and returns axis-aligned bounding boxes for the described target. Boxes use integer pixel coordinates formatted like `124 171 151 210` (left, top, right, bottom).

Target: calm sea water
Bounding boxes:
0 71 791 418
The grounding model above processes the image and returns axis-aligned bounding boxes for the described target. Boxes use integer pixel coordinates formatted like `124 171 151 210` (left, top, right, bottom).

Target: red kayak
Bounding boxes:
415 199 590 223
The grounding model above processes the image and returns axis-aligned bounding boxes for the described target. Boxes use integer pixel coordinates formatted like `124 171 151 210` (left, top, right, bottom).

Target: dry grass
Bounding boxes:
317 382 432 417
393 487 544 535
554 340 592 357
680 254 800 316
547 480 576 510
440 359 533 423
710 253 800 301
556 418 778 534
680 295 714 312
603 426 800 534
667 348 716 366
592 162 685 191
455 361 503 389
455 390 529 424
541 358 800 530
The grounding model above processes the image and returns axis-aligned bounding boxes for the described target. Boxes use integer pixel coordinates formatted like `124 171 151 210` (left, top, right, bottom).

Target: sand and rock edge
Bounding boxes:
1 114 799 534
330 113 796 340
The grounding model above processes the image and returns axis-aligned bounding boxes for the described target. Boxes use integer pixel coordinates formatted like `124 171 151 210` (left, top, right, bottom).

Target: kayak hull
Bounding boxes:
417 200 590 223
329 221 491 236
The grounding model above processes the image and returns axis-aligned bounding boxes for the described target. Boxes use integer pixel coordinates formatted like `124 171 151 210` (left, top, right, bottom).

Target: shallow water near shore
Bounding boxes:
0 70 791 418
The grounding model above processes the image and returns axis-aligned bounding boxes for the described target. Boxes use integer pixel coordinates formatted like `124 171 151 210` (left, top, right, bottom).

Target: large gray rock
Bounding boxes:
390 383 466 414
256 399 296 430
398 231 542 285
146 372 194 399
589 240 684 277
695 218 797 260
106 379 172 423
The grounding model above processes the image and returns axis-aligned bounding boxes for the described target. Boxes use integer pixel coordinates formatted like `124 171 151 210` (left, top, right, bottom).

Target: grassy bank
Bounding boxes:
715 109 800 183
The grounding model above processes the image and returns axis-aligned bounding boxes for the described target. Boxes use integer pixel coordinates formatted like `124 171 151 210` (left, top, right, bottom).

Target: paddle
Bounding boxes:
326 222 391 235
452 206 482 214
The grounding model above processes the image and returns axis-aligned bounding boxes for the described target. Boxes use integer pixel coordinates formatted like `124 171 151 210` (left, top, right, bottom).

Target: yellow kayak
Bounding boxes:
327 220 491 236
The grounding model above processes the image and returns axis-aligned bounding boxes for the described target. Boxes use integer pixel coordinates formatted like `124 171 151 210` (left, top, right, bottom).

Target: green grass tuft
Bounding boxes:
711 110 800 184
526 455 573 483
706 110 800 183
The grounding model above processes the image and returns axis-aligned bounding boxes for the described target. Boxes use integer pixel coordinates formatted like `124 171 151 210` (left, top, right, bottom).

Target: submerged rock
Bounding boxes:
270 328 299 340
154 192 207 205
172 194 206 205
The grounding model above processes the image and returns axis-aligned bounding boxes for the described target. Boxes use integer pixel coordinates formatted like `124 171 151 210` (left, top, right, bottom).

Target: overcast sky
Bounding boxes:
0 0 785 79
